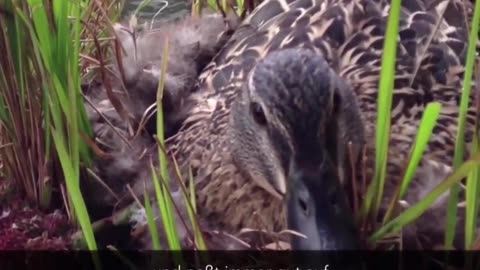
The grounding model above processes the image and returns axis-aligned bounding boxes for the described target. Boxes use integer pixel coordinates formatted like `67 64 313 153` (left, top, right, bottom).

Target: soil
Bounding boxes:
0 180 73 250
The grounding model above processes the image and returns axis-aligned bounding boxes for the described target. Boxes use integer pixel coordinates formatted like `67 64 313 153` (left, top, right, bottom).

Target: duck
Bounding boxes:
80 10 240 218
127 0 479 250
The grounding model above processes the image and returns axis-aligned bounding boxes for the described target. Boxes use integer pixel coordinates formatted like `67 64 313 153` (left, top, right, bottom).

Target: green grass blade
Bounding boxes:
156 31 169 186
465 68 480 248
154 35 178 250
160 175 182 250
149 161 183 253
371 154 480 242
50 126 97 250
361 0 402 219
236 0 244 15
144 185 162 250
382 102 442 224
399 102 442 198
445 0 480 249
206 0 219 11
465 146 480 248
150 163 171 246
152 34 184 253
189 167 197 214
173 160 207 250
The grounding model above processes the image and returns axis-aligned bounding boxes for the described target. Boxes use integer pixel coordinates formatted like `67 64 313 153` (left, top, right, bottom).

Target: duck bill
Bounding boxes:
286 164 362 250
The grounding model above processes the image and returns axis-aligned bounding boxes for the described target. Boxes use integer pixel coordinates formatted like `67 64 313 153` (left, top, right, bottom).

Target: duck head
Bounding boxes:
229 48 365 250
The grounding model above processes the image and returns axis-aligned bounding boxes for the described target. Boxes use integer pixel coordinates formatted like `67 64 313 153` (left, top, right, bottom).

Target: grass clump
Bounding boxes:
143 21 207 253
0 0 124 251
361 0 480 249
445 0 480 249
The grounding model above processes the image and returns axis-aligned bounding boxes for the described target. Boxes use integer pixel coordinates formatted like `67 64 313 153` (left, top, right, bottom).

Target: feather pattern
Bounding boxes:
162 0 478 249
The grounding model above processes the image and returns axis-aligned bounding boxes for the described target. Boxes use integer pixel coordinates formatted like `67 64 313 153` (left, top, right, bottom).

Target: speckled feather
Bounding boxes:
166 0 478 248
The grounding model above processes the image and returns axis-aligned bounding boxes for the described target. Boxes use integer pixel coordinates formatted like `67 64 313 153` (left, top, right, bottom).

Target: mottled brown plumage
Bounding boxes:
151 0 479 249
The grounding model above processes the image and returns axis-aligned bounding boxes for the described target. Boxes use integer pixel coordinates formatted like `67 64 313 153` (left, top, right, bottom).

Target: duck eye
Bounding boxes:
250 102 267 126
298 197 309 215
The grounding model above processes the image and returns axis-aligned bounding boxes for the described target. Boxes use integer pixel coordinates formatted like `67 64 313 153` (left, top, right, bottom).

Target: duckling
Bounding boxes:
81 10 240 215
81 86 155 217
112 10 241 137
133 0 478 250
